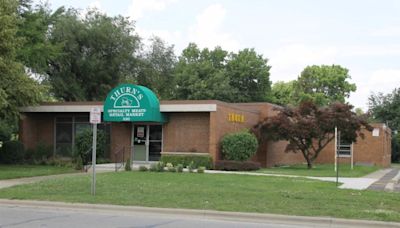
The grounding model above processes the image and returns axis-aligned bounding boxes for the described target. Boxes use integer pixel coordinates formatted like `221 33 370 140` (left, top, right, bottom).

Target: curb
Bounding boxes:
0 199 399 227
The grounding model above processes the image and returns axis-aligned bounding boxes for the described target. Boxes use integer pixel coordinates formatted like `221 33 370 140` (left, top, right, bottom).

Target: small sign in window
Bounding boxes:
137 126 145 138
372 128 380 137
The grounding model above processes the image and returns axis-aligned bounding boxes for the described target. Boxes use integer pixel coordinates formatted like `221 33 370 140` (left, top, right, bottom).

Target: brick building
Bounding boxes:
19 84 391 168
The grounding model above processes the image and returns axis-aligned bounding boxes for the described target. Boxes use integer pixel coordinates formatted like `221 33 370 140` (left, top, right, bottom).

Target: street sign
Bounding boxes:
90 107 102 124
89 107 101 195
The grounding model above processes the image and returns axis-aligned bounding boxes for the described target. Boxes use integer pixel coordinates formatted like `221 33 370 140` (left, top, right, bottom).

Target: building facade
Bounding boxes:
19 84 392 167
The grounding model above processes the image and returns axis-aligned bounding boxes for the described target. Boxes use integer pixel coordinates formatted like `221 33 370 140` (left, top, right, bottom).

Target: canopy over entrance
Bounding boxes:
103 84 166 122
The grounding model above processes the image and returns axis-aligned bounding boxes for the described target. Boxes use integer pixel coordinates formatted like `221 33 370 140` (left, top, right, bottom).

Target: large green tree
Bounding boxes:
368 88 400 161
173 43 234 101
294 65 356 106
0 0 45 140
226 48 271 102
173 44 272 102
269 80 295 106
16 1 63 75
46 8 140 101
134 37 176 99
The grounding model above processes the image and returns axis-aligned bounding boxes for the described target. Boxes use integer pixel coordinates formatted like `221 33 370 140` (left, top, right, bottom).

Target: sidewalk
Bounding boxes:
205 168 394 190
0 172 92 189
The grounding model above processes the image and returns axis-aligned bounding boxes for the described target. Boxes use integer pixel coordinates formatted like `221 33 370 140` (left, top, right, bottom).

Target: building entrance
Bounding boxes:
132 125 162 162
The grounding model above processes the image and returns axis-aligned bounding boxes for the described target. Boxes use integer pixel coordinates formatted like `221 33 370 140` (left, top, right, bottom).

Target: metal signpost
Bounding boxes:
90 107 101 195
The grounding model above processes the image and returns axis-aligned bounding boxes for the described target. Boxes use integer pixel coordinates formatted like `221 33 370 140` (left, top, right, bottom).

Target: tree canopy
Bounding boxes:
368 88 400 162
45 9 140 101
269 80 295 106
294 65 356 106
173 44 271 102
368 88 400 131
173 43 233 101
253 101 371 168
0 0 45 138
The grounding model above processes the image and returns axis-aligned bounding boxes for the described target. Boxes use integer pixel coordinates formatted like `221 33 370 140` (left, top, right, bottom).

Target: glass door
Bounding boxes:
149 125 162 161
133 125 148 161
132 124 163 162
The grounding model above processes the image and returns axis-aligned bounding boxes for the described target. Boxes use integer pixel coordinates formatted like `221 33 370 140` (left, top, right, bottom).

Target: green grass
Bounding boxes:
257 164 379 177
0 165 77 180
0 171 399 222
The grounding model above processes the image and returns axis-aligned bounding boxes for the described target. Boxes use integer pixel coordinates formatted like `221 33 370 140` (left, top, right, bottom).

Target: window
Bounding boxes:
336 131 352 157
55 115 110 157
149 125 162 161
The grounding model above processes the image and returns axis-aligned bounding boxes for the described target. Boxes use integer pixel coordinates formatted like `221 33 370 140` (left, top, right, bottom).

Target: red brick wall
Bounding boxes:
313 124 391 167
209 103 261 164
19 113 54 150
162 113 210 153
265 124 392 168
110 122 132 161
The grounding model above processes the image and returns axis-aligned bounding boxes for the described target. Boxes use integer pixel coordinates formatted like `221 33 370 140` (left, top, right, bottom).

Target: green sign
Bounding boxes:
103 84 165 122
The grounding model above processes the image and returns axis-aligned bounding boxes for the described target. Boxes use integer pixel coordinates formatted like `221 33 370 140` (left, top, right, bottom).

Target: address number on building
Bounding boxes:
228 113 245 123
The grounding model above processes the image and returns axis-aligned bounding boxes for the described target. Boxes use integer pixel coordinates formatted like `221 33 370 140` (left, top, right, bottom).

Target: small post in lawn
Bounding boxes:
90 107 101 196
336 127 339 187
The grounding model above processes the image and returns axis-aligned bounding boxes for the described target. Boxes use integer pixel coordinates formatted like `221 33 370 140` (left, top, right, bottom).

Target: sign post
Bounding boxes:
90 107 101 196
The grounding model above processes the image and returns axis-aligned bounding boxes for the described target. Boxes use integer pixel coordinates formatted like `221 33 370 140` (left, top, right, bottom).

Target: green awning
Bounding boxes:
103 84 166 123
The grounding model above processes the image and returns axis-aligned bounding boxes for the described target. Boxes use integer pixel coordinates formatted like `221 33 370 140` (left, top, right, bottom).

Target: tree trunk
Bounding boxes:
305 156 313 169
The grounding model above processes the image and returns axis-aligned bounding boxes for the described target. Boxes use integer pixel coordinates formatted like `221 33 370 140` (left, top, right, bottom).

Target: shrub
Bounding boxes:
156 161 165 172
75 128 106 166
197 166 205 173
0 121 13 142
74 156 83 170
187 161 194 173
0 140 25 164
221 131 258 161
33 141 53 161
139 165 148 171
149 163 158 172
176 164 184 173
214 160 261 171
125 158 132 171
160 154 213 169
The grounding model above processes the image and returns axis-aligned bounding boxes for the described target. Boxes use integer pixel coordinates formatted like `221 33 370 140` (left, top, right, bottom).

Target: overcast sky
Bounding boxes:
44 0 400 110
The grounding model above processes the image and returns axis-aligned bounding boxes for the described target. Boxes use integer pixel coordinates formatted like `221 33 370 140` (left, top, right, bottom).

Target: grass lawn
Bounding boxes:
0 171 399 222
0 165 78 180
257 164 379 177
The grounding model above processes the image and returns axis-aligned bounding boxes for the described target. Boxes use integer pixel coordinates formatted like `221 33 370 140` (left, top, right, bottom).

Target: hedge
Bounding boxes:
0 140 25 164
221 131 258 161
160 154 213 169
214 160 261 171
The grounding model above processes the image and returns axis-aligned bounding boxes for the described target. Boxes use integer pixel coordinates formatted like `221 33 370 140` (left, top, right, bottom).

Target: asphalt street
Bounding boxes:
0 204 309 228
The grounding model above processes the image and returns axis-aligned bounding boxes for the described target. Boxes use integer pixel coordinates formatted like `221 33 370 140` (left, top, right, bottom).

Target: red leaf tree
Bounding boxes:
253 101 371 169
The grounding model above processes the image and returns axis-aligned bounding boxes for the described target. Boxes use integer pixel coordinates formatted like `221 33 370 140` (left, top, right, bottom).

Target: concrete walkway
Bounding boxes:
0 172 91 189
205 168 394 190
367 168 400 192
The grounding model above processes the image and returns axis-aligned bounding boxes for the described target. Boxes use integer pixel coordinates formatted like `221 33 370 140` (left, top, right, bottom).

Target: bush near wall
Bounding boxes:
214 160 261 171
160 154 213 169
0 140 25 164
221 131 258 161
75 129 106 165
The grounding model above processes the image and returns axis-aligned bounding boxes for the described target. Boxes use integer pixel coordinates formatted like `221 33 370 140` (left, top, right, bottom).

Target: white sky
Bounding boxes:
45 0 400 110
